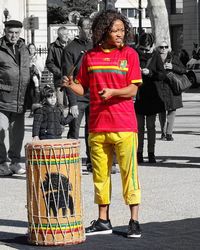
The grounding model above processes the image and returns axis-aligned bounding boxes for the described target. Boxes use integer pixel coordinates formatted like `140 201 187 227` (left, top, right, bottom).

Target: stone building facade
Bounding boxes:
166 0 199 56
0 0 47 47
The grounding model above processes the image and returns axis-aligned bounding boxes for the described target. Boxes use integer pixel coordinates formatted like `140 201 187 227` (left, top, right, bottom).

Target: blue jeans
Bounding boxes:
67 101 91 163
0 111 25 163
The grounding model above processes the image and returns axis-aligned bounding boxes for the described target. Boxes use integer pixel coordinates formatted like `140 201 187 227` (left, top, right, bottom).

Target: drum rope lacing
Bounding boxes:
26 141 85 245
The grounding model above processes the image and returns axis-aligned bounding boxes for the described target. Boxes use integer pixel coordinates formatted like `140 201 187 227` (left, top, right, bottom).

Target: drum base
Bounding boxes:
25 139 85 246
28 238 86 246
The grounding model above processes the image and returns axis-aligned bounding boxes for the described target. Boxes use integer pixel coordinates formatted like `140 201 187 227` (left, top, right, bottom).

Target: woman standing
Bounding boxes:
134 33 166 163
62 10 142 238
157 41 186 141
27 43 44 117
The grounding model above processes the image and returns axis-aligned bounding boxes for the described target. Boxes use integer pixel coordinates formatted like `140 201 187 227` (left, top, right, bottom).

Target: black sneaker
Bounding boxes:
166 134 174 141
127 219 142 238
85 219 112 235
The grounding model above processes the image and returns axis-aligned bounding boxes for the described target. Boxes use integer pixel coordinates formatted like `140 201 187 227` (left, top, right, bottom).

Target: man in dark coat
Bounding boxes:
46 26 69 107
0 20 30 176
62 17 93 172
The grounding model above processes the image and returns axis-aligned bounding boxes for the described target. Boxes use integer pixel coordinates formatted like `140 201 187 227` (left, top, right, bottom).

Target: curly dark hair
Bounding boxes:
91 9 131 48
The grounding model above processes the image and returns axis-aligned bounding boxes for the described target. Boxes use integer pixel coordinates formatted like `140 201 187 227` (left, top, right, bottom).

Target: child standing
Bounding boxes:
32 85 73 140
62 10 142 238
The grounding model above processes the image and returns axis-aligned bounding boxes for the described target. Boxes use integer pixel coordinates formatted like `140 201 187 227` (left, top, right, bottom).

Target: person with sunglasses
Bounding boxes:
134 33 166 163
157 41 186 141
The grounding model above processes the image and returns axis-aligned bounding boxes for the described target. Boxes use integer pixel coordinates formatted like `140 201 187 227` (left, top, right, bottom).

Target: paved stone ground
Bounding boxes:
0 89 200 249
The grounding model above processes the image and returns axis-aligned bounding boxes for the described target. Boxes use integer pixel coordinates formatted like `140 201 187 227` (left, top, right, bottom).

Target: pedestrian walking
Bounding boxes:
61 9 142 238
135 33 165 163
0 20 30 176
46 26 69 107
157 41 186 141
32 85 73 140
62 17 93 172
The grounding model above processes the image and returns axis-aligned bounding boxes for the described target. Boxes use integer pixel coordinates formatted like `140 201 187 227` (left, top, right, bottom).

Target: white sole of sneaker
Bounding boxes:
86 229 113 236
127 234 141 238
10 168 26 175
14 170 26 175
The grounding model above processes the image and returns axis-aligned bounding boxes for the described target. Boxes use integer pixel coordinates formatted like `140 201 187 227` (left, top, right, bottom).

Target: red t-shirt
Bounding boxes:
76 45 142 133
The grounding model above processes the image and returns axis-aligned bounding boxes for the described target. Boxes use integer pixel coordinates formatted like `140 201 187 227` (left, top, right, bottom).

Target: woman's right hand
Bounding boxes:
61 75 74 88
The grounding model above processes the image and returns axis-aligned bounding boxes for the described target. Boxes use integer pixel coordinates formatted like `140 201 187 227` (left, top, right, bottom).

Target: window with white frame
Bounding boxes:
121 8 139 18
171 0 183 14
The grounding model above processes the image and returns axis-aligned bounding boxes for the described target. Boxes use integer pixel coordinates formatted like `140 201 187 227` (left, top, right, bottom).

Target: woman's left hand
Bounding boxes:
164 62 173 70
98 88 113 100
142 68 150 75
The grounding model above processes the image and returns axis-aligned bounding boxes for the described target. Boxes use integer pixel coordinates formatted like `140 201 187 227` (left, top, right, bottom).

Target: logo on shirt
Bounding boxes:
119 60 127 68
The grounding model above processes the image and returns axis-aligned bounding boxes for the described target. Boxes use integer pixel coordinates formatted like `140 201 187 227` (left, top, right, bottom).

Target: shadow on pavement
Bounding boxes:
0 219 27 228
0 175 26 180
156 130 200 136
186 86 200 93
0 218 200 250
139 155 200 168
173 131 200 136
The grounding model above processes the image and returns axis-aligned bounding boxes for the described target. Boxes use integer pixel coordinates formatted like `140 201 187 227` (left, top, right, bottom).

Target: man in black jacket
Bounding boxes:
62 17 93 172
46 26 69 107
0 20 30 176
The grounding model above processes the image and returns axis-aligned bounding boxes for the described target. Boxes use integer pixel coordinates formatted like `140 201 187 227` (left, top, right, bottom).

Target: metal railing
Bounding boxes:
36 46 48 57
34 46 54 87
40 67 54 87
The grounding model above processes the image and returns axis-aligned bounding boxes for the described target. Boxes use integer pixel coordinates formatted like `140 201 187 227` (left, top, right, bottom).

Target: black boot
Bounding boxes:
166 134 174 141
148 152 156 163
160 132 166 140
137 152 144 163
86 162 93 173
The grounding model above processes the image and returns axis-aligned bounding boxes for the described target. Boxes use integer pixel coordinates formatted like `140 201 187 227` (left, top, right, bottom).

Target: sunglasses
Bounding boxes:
140 48 150 52
159 46 169 49
46 93 54 98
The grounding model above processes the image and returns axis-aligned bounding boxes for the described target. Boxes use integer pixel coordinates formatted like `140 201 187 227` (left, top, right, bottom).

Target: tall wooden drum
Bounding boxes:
25 139 85 245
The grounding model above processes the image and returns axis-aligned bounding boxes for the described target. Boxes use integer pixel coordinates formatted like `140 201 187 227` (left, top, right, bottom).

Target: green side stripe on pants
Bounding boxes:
132 135 136 189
